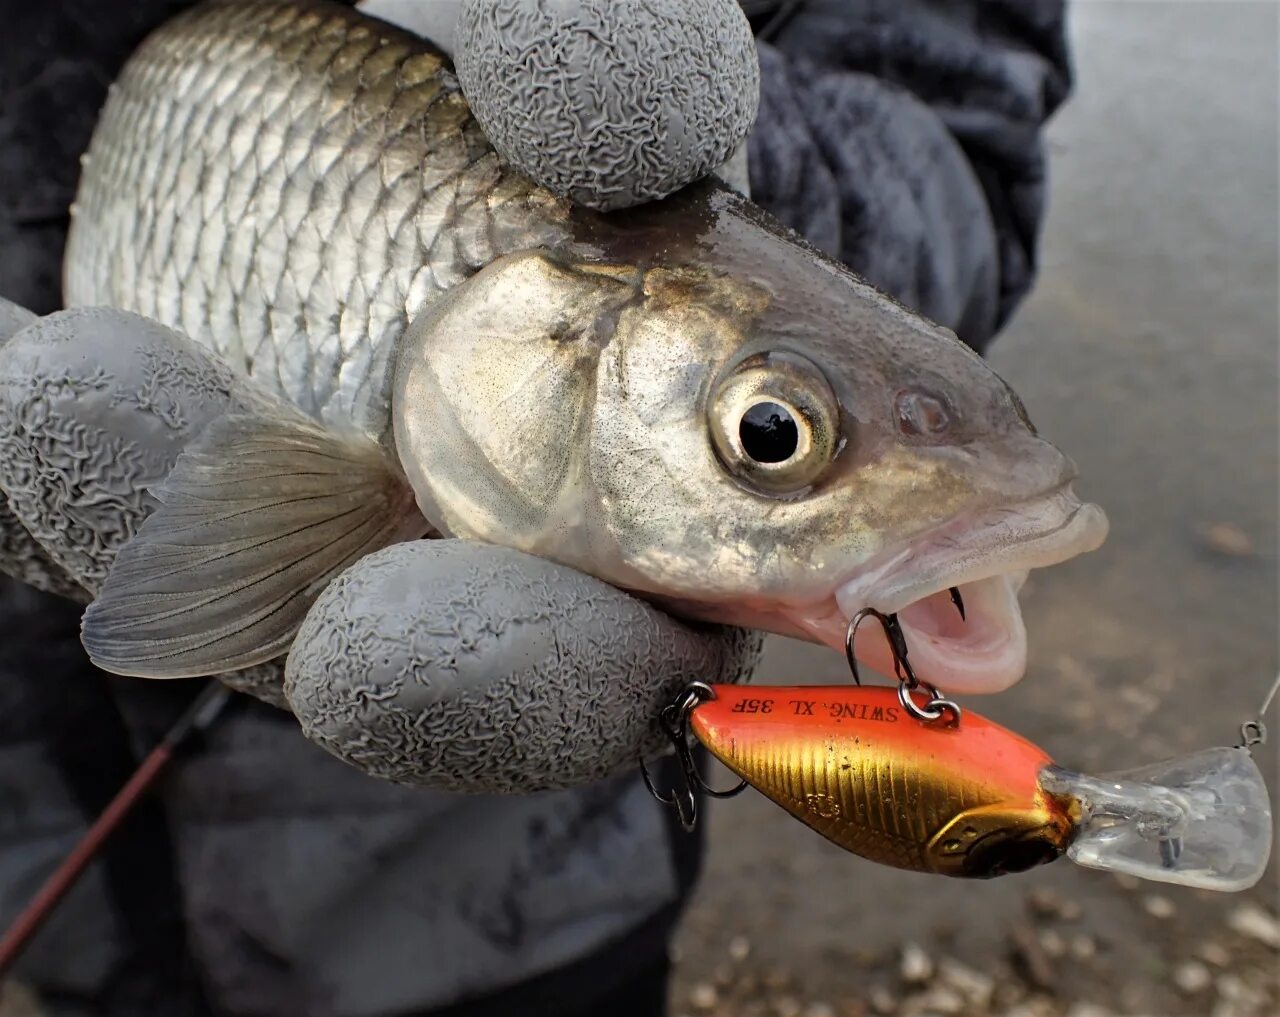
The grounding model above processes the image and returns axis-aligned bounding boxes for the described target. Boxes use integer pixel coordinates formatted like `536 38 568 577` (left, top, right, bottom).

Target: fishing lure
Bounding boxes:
644 616 1274 891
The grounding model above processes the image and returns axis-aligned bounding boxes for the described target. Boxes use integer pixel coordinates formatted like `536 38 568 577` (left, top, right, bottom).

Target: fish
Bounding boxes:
62 0 1108 690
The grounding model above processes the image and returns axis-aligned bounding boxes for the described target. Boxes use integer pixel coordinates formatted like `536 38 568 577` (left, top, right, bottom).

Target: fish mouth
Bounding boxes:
787 489 1109 695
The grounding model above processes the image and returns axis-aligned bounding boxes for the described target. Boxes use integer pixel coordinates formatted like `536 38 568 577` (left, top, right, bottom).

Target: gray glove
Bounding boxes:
0 300 760 791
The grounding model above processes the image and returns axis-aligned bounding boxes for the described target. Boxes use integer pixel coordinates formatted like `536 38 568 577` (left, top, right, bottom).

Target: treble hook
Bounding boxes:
844 608 961 724
640 681 748 830
844 608 919 687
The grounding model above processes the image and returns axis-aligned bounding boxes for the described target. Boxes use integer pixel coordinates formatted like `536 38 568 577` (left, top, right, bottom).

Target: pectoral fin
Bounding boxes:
81 413 428 678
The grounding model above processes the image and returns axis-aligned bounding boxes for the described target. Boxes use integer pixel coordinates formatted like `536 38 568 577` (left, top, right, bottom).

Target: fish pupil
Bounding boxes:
740 402 799 463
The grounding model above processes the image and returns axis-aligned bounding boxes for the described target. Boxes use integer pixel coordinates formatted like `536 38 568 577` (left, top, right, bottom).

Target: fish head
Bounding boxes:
394 183 1108 696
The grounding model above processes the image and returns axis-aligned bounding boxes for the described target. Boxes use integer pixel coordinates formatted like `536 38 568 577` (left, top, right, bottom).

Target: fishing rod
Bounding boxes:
0 682 233 979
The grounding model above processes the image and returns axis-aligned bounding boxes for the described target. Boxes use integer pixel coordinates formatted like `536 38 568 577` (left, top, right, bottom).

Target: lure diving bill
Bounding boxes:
662 683 1272 891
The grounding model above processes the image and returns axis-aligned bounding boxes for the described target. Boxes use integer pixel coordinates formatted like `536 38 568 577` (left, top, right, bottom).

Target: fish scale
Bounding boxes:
66 0 570 435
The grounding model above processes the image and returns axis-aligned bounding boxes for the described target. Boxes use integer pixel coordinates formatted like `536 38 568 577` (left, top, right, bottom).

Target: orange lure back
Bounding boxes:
690 685 1079 878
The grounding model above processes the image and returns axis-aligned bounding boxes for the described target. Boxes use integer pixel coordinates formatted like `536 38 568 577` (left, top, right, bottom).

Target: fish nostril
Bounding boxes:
895 389 953 438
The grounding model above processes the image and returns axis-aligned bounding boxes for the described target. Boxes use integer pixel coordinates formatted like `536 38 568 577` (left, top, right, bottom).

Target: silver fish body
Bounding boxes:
66 0 570 435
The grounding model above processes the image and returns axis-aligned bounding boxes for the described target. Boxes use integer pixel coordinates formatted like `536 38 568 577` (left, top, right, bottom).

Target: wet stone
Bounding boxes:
1009 925 1056 991
1199 941 1231 967
906 985 965 1016
1063 1005 1118 1017
763 967 794 990
772 997 801 1017
1227 903 1280 948
1001 999 1057 1017
868 986 898 1015
899 943 933 985
690 982 719 1012
937 958 994 1008
1037 929 1067 958
1174 960 1213 994
1197 521 1255 557
1141 894 1176 919
1213 972 1268 1017
1027 888 1073 920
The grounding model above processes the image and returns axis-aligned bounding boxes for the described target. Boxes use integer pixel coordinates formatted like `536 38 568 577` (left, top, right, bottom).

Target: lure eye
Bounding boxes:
967 836 1063 878
710 352 839 494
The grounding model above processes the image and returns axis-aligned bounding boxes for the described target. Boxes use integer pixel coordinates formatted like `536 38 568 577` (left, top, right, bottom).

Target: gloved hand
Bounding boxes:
362 0 758 208
0 300 761 791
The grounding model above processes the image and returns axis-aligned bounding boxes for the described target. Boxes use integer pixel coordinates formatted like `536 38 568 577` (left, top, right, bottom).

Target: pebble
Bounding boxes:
1141 894 1175 919
1112 873 1141 891
1198 521 1255 557
690 982 719 1012
729 935 752 963
907 986 965 1015
1026 888 1068 920
1038 929 1067 958
1069 933 1097 961
1063 1004 1118 1017
938 958 994 1007
1227 903 1280 948
1213 972 1268 1017
1174 960 1212 994
1010 924 1056 990
900 943 933 985
1000 999 1057 1017
763 967 794 990
868 986 898 1015
803 1004 836 1017
772 998 801 1017
1199 941 1231 967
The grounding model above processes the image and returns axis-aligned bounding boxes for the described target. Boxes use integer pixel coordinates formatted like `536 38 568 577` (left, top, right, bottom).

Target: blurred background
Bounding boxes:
672 2 1280 1016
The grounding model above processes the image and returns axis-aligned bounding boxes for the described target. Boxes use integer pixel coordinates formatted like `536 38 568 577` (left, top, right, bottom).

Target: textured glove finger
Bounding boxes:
455 0 759 210
0 308 268 592
286 539 762 793
0 299 89 599
0 307 294 706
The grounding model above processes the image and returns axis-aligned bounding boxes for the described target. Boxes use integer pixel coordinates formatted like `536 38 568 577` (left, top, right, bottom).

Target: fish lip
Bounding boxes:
833 486 1109 620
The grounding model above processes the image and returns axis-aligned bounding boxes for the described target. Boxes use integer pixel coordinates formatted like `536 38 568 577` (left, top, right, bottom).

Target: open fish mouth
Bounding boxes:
789 489 1109 695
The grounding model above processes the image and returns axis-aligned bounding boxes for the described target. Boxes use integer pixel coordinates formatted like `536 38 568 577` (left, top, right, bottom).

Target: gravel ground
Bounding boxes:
672 3 1279 1016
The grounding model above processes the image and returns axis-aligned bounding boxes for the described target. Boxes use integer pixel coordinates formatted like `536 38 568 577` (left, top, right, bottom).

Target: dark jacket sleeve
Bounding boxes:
748 0 1071 351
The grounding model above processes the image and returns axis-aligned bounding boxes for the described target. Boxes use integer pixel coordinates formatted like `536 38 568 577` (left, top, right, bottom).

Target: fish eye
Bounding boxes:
710 352 840 494
739 401 799 464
